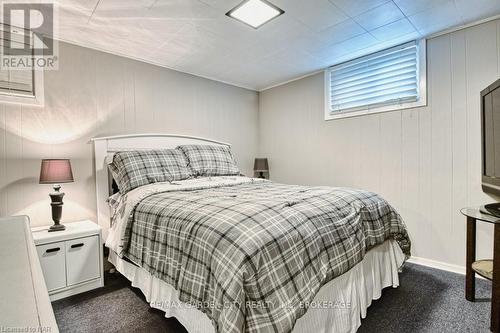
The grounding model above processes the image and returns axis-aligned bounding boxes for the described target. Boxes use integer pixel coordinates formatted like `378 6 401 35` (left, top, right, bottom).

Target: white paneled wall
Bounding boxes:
0 42 259 227
259 19 500 268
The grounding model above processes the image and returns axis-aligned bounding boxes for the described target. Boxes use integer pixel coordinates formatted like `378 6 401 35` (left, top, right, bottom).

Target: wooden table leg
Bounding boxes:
466 216 476 302
491 224 500 332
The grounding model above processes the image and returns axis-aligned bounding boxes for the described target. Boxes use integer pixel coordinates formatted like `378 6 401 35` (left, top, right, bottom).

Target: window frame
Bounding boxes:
324 39 427 121
0 27 44 107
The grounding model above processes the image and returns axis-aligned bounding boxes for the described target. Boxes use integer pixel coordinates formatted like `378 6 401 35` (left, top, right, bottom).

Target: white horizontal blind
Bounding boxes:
329 41 419 113
0 25 34 96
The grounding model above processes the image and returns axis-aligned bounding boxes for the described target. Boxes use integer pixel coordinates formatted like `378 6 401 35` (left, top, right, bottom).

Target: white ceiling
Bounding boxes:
50 0 500 90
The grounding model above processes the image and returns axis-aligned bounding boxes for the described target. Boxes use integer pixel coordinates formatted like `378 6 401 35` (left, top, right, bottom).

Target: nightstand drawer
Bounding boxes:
36 241 66 291
66 235 100 286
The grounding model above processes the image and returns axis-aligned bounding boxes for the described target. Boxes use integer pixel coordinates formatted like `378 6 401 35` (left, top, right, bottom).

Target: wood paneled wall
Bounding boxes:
259 19 500 268
0 42 259 227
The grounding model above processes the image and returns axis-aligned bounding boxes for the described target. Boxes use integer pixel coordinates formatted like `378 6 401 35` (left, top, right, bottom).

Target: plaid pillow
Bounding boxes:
111 149 192 194
177 144 240 177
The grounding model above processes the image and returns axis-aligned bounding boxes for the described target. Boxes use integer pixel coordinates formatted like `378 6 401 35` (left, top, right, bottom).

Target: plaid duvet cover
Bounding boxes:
119 177 410 333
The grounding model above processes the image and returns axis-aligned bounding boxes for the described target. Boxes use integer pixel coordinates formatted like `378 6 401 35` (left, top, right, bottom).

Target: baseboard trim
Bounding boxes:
407 256 466 275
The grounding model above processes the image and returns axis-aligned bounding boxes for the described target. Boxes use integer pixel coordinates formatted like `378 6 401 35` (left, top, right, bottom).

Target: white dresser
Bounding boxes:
32 220 104 301
0 216 59 332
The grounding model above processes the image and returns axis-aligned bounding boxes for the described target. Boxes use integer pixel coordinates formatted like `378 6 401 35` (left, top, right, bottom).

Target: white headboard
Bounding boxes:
92 133 230 239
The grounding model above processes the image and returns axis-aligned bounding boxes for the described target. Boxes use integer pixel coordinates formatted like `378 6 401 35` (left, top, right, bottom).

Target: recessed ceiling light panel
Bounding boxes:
226 0 284 29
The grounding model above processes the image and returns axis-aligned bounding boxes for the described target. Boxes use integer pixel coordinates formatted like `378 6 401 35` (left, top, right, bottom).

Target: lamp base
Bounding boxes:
48 184 65 232
48 223 66 232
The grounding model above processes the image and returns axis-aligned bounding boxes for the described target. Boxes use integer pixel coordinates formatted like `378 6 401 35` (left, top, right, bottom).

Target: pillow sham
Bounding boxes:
176 144 240 177
110 149 192 194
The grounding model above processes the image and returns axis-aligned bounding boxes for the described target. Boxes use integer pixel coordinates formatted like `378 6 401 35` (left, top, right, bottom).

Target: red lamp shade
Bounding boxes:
39 159 74 184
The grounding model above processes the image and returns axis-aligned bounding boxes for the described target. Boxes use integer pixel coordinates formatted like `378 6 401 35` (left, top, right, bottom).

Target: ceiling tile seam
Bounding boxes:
153 22 191 50
323 1 360 33
352 0 404 37
327 0 350 18
325 0 371 35
348 0 392 18
87 0 101 23
314 23 369 57
391 0 423 36
315 20 367 48
367 1 422 41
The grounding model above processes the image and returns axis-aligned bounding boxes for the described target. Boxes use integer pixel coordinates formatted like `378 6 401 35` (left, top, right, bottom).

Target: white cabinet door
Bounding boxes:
36 241 66 291
65 236 100 286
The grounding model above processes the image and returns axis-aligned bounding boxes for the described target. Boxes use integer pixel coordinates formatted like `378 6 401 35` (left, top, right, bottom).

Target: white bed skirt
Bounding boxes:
108 239 405 333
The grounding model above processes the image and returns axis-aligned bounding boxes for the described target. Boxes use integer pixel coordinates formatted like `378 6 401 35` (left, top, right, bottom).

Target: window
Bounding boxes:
325 40 426 120
0 24 43 106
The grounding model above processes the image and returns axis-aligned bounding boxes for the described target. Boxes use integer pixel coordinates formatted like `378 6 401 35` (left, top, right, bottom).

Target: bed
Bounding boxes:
92 134 410 333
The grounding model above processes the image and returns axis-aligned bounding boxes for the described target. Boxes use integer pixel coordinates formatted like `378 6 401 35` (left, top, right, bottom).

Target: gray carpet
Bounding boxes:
52 273 187 333
52 263 492 333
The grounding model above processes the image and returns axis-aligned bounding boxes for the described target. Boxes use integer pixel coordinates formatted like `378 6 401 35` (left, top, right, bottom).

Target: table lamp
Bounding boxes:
39 159 74 232
254 158 269 179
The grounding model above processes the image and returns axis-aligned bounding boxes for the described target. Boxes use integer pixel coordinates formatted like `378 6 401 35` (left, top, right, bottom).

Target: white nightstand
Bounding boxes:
31 220 104 301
